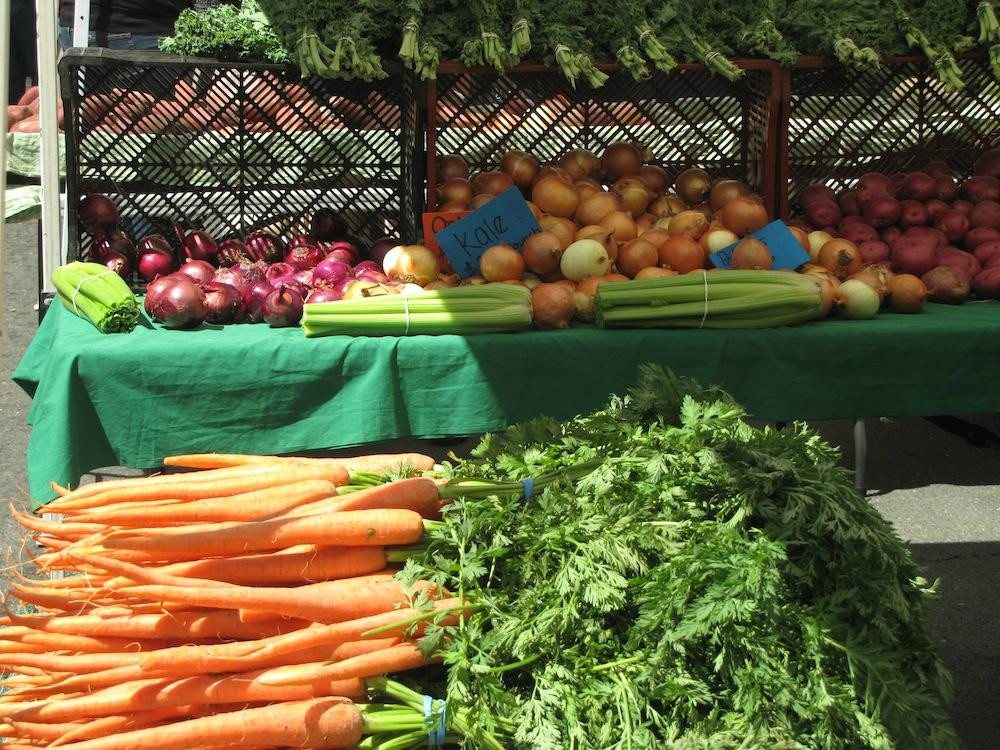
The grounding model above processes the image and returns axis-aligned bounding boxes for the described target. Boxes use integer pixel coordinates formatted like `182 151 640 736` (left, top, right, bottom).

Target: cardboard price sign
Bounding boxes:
421 210 471 254
709 221 811 270
433 187 543 278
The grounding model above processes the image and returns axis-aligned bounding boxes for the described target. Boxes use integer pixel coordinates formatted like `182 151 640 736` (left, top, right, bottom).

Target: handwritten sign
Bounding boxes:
710 220 811 270
434 187 543 278
421 210 471 254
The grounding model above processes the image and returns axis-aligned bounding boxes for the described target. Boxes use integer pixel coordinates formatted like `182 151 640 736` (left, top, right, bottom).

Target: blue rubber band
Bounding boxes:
424 695 446 747
522 477 534 500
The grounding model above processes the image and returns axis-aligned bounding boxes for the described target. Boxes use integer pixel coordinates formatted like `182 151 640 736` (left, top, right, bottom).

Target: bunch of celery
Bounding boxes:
52 262 141 334
595 270 822 329
301 284 532 337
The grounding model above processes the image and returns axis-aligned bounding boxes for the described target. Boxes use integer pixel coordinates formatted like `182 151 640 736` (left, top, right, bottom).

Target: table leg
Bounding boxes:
853 418 867 494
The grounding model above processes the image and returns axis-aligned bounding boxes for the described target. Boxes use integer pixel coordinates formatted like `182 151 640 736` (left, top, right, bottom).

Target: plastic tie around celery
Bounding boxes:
70 271 119 315
522 478 535 500
423 695 446 747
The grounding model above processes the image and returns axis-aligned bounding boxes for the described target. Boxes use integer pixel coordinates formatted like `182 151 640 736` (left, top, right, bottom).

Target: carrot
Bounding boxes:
90 509 426 562
46 462 350 512
284 477 441 519
36 698 364 750
57 499 183 519
9 583 120 614
4 706 210 743
258 642 437 687
117 576 430 624
2 609 306 640
1 649 151 674
162 452 435 474
67 480 338 526
10 509 104 541
0 632 208 654
0 641 48 655
116 546 389 587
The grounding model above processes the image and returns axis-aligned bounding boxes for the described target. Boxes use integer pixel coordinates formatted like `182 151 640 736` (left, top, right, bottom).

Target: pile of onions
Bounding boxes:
561 239 611 281
216 239 249 267
244 231 284 264
285 236 325 270
177 259 216 286
147 276 208 329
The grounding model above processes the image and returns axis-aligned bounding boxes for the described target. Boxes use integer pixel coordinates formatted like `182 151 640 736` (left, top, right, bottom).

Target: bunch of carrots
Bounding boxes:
0 451 505 750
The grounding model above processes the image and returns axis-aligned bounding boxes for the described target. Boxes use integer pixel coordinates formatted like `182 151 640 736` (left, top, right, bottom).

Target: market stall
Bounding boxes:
15 297 1000 504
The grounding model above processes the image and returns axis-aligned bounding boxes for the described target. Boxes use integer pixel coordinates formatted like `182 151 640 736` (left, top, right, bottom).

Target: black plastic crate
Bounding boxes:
59 49 423 287
779 54 1000 218
426 61 781 216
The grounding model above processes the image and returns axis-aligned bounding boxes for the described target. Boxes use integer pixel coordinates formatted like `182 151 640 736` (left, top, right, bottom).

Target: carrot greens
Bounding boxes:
400 365 959 749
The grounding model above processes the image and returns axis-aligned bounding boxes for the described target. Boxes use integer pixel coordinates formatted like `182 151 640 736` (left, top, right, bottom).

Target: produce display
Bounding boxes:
6 86 64 134
1 368 958 748
158 0 1000 87
794 148 1000 303
51 262 141 334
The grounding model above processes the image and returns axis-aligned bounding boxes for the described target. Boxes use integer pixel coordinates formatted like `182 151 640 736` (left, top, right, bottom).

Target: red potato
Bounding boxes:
934 175 958 202
924 199 950 221
897 199 928 229
900 172 935 201
880 226 903 246
902 225 947 249
951 199 974 217
838 189 861 216
839 222 879 245
863 195 901 228
10 116 40 133
858 240 891 264
6 104 32 128
962 176 1000 203
986 253 1000 270
973 240 1000 266
972 267 1000 299
805 199 842 228
964 227 1000 249
934 210 971 244
891 237 939 276
969 200 1000 230
856 172 893 205
938 247 982 283
921 265 969 304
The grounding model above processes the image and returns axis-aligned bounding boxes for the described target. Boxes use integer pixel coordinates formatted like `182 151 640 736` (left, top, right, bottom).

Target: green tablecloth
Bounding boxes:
14 299 1000 504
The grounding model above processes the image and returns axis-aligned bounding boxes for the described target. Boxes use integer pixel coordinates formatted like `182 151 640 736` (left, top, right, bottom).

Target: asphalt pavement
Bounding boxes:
1 221 998 748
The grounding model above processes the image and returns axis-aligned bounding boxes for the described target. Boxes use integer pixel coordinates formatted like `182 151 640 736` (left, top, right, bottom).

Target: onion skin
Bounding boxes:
149 278 208 329
244 231 285 264
720 197 769 235
887 273 928 313
437 154 469 181
438 178 474 205
600 211 639 243
383 245 440 285
479 244 525 282
522 231 564 275
501 150 540 190
731 237 773 270
473 171 515 196
78 194 118 234
558 150 601 181
532 176 580 218
202 281 247 324
601 143 643 182
262 286 304 327
561 239 611 281
216 238 250 267
638 165 670 196
103 252 130 280
835 279 881 320
176 259 216 286
818 239 862 279
531 283 575 329
665 210 708 239
575 192 622 226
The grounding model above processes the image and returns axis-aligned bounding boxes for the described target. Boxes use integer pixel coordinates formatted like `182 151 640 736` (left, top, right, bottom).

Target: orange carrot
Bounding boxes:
46 462 350 512
90 508 426 562
0 632 210 654
10 509 104 541
285 477 441 519
162 452 435 473
35 697 364 750
258 642 437 687
57 499 183 518
2 609 306 640
4 706 212 739
117 576 430 624
120 546 388 587
67 480 338 526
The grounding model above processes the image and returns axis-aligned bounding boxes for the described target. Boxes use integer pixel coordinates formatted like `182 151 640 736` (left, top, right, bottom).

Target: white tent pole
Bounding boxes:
0 0 10 331
36 0 63 303
71 0 89 47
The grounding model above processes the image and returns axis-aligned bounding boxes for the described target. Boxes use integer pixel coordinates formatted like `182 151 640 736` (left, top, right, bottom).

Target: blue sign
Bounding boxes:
435 187 543 278
710 221 811 270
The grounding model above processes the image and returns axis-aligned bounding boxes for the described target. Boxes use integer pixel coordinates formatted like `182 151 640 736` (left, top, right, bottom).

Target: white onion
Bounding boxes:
835 279 881 320
560 239 611 281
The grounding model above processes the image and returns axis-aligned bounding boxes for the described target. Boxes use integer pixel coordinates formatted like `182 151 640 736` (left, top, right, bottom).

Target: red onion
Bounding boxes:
313 257 353 284
367 237 398 267
310 208 348 242
306 286 342 303
269 275 309 296
265 262 296 285
148 277 208 329
216 238 250 267
137 234 173 257
263 287 304 327
214 266 252 299
324 240 358 263
177 259 216 286
138 248 175 282
202 281 246 324
78 194 118 234
285 235 324 270
180 230 218 265
244 231 285 264
974 149 1000 179
331 277 355 297
324 248 355 266
292 269 315 288
93 230 136 263
245 280 275 323
357 270 390 284
354 260 381 276
103 251 130 280
144 275 182 317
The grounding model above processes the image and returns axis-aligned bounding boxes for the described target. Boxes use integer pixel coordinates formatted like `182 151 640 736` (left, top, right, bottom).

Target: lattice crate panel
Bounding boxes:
781 55 1000 218
427 63 779 214
59 50 419 290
